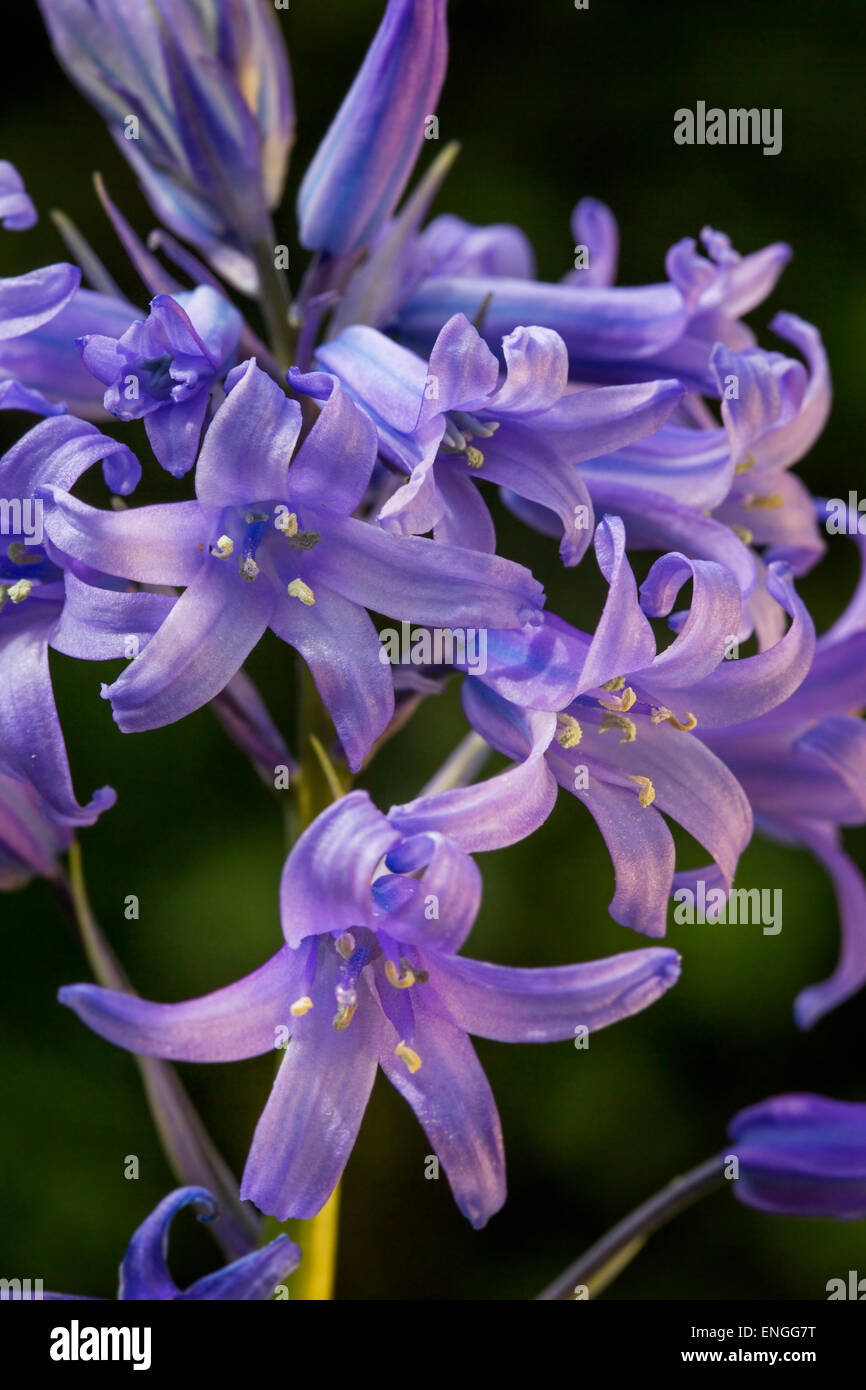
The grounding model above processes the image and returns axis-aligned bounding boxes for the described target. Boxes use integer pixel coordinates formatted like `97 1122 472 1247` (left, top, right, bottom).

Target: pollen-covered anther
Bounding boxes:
599 712 637 743
395 1040 422 1073
275 510 299 537
241 557 260 580
744 493 784 510
211 535 234 558
335 932 355 960
289 996 314 1017
651 706 698 733
287 578 315 606
600 685 636 713
555 714 583 749
730 524 753 546
385 959 416 989
600 676 626 693
734 453 757 474
628 774 656 808
332 1002 357 1032
464 446 484 469
7 579 33 603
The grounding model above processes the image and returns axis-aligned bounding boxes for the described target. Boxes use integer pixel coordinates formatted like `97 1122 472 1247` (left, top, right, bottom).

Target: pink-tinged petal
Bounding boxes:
195 359 301 508
51 573 176 662
476 424 595 566
280 792 401 948
104 555 275 731
488 325 569 415
288 378 378 515
790 822 866 1030
241 948 385 1220
58 946 303 1062
421 944 681 1042
377 455 446 538
418 312 500 423
270 586 393 773
39 489 206 586
378 1000 505 1229
314 513 544 629
0 263 81 340
635 552 742 687
433 466 497 552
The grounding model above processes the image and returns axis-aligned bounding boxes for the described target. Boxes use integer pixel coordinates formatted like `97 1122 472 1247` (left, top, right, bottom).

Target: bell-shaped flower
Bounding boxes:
728 1095 866 1220
38 360 544 770
59 786 681 1229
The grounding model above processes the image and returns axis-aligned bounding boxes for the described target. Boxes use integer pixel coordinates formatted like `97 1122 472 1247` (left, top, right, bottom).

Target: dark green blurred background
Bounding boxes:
1 0 865 1300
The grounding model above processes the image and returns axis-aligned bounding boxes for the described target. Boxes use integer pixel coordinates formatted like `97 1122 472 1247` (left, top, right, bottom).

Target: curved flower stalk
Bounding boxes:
43 1188 299 1300
38 359 545 769
59 787 681 1229
38 0 294 291
292 312 684 564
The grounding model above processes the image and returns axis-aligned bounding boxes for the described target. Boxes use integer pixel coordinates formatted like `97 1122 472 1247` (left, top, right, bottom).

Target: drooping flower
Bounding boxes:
292 312 684 563
43 1188 299 1300
59 786 681 1228
38 0 295 291
727 1095 866 1220
78 286 243 477
458 515 815 938
39 359 545 769
298 0 448 259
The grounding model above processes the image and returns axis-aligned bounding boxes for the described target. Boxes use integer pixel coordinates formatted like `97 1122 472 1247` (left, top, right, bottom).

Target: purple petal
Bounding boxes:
39 489 206 586
196 360 301 508
0 263 80 340
179 1234 299 1301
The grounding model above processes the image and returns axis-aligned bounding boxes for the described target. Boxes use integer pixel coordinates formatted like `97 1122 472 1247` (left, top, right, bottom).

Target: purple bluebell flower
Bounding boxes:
292 313 683 563
78 286 243 477
44 1188 299 1300
59 787 681 1228
0 414 160 826
701 511 866 1027
298 0 448 258
393 215 791 395
38 0 294 291
0 262 80 343
461 515 816 937
0 770 71 889
0 162 37 231
38 360 544 769
728 1095 866 1220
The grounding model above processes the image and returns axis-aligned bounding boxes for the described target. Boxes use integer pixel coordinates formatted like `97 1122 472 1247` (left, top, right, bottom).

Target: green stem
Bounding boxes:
536 1153 727 1300
251 236 296 369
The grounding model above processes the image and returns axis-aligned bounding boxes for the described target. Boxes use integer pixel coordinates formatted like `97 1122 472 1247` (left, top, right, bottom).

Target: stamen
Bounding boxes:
7 579 32 604
600 676 626 692
287 578 315 606
395 1040 422 1073
451 410 500 440
734 453 757 474
651 706 698 733
275 511 299 538
730 525 753 545
599 712 637 743
6 543 41 567
290 996 314 1017
335 932 356 960
600 686 636 713
555 714 583 749
211 535 234 558
385 959 416 989
744 493 784 510
241 557 260 580
464 446 484 469
629 774 656 808
333 1002 358 1032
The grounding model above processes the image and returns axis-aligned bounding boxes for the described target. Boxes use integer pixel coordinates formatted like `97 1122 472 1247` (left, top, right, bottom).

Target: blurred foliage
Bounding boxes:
0 0 864 1299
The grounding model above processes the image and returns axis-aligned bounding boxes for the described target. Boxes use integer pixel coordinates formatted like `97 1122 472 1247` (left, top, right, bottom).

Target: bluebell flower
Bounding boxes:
59 787 681 1228
298 0 448 258
292 312 683 564
38 360 545 769
460 515 815 937
38 0 295 291
728 1095 866 1220
0 770 72 889
44 1188 299 1300
78 286 243 477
